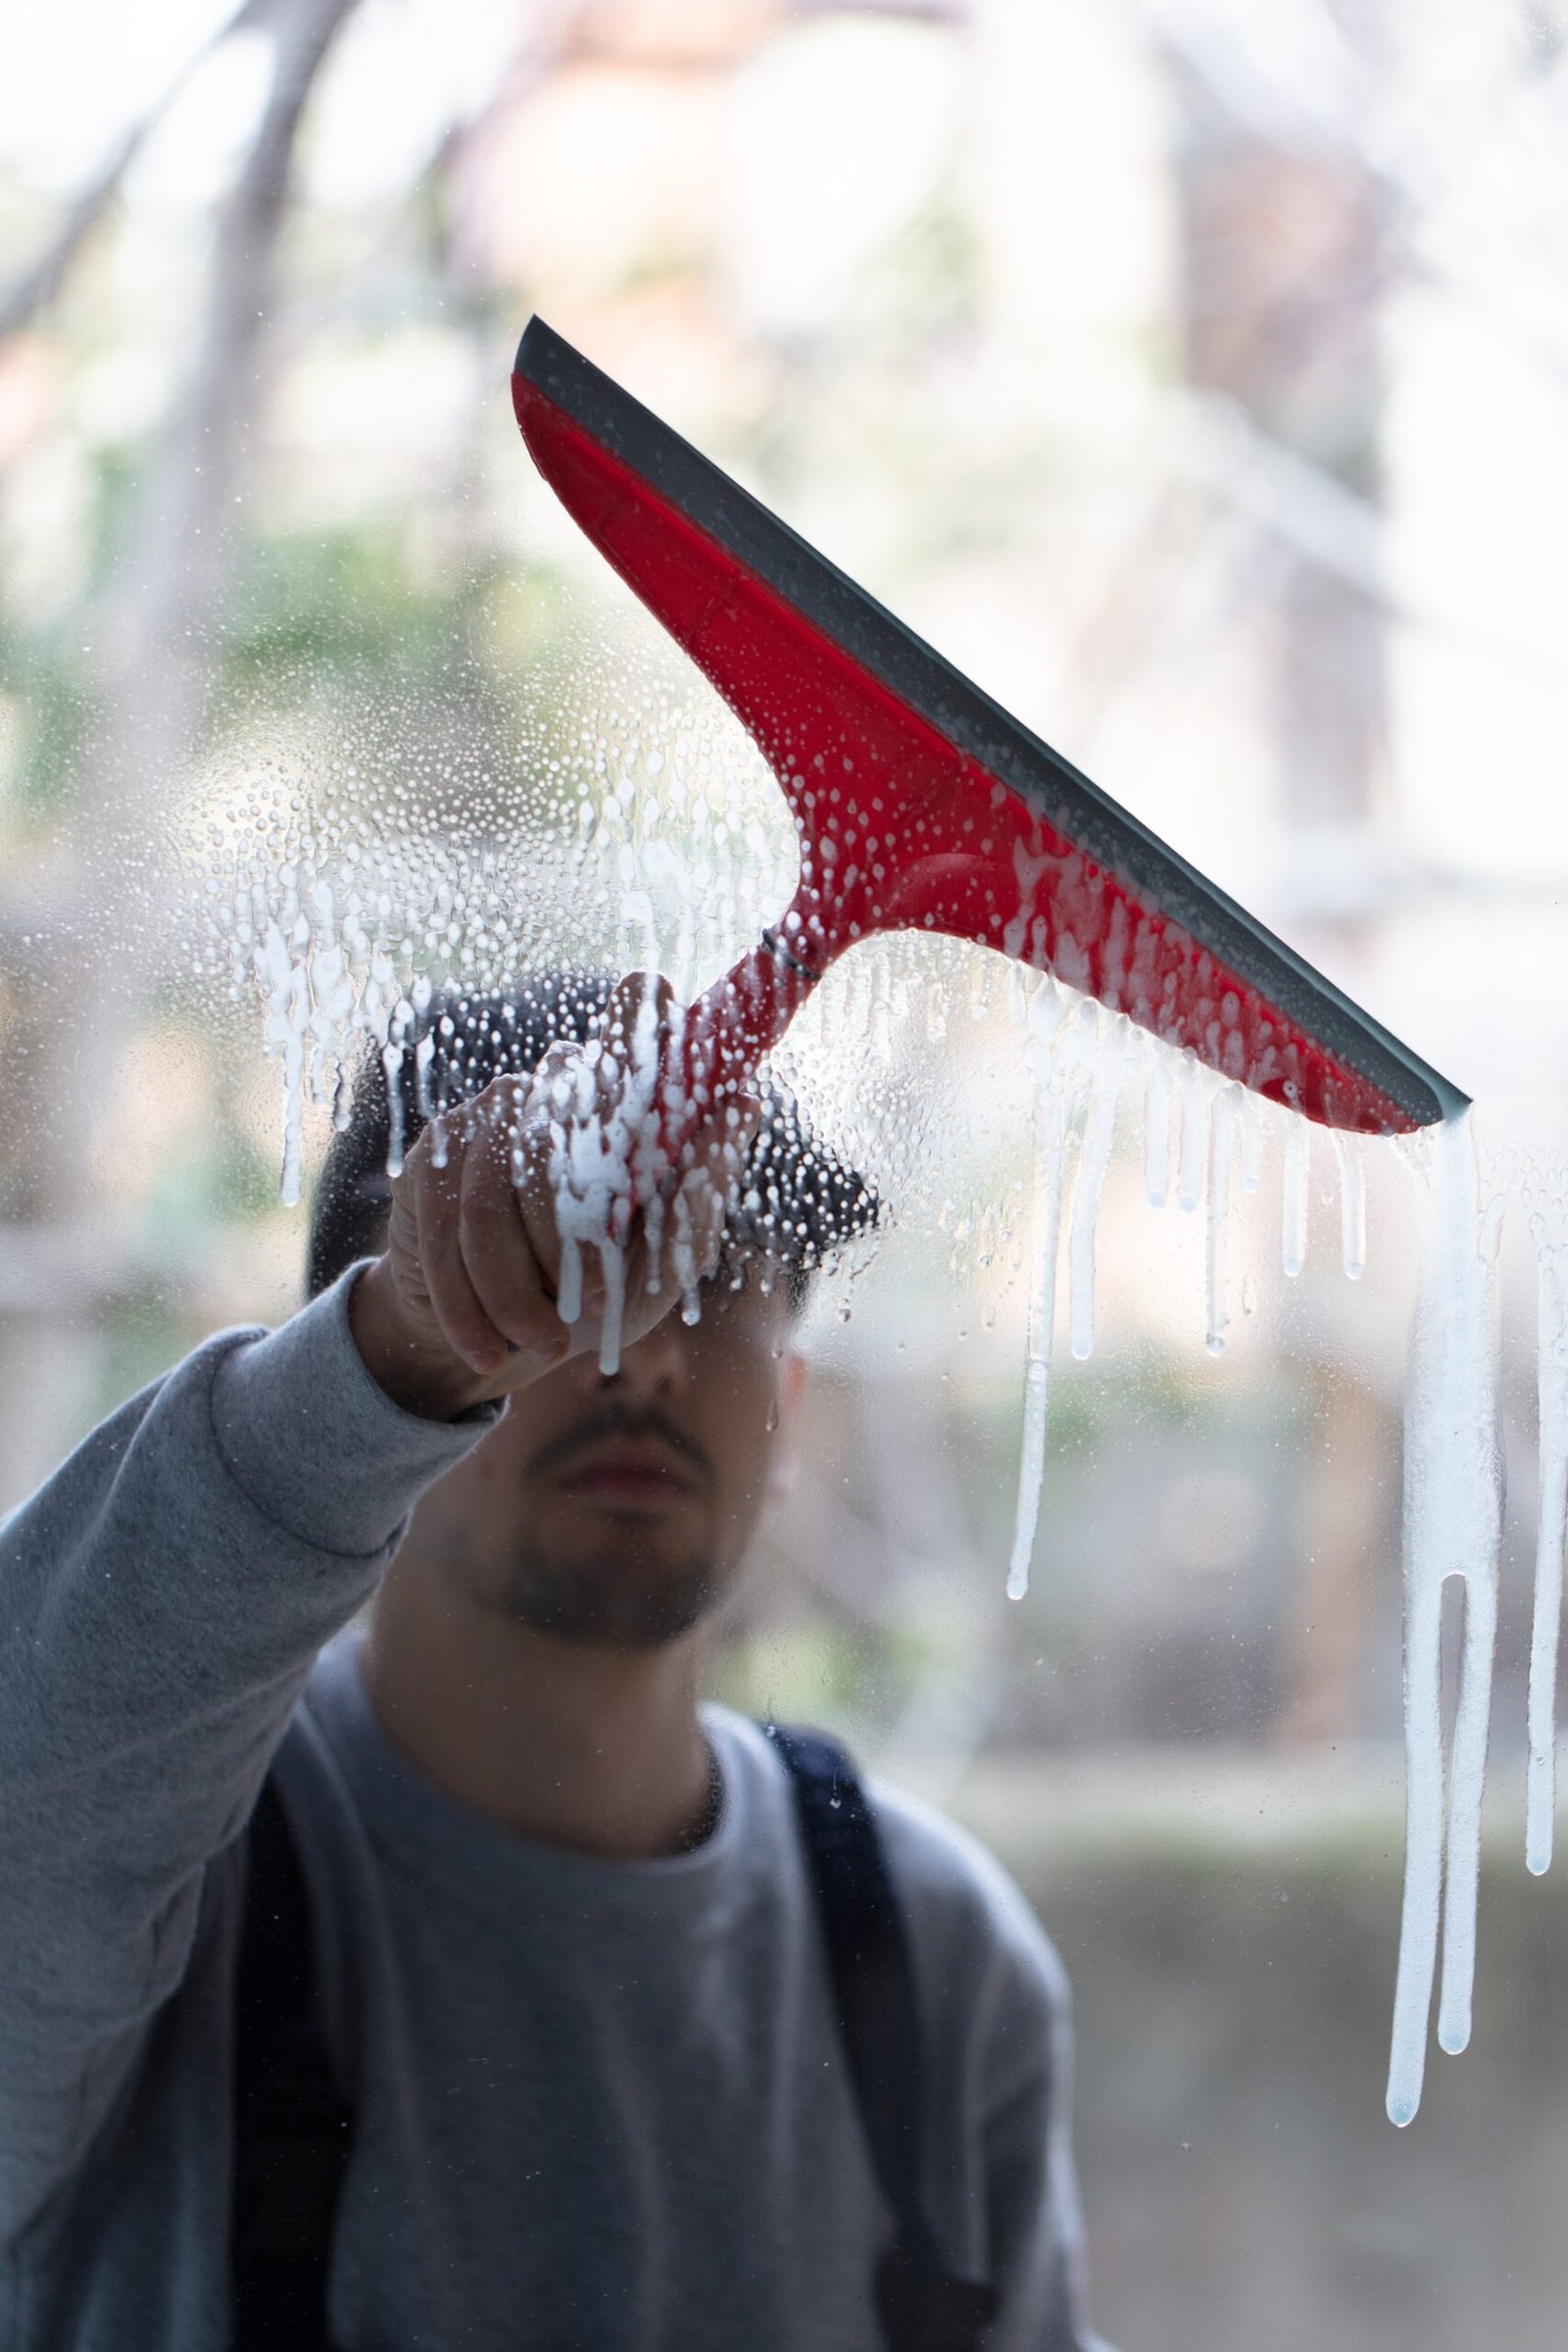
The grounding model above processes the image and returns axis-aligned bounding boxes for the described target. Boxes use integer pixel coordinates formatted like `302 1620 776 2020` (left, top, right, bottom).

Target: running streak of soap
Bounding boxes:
1176 1054 1213 1213
1333 1129 1367 1281
1282 1114 1310 1278
382 1002 416 1179
1205 1084 1245 1356
1386 1112 1502 2129
1007 982 1076 1602
1239 1090 1263 1195
528 988 670 1377
1068 1017 1128 1361
1009 1010 1361 1601
1144 1054 1172 1209
1527 1202 1568 1876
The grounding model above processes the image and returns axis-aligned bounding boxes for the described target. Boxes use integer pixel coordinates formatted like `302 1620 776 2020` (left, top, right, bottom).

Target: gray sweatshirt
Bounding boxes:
0 1270 1102 2351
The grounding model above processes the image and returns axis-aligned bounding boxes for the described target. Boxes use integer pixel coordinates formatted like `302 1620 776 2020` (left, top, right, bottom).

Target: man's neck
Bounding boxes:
362 1550 716 1862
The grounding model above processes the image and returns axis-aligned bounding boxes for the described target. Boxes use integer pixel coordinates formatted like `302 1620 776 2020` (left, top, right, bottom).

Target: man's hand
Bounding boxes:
350 974 760 1420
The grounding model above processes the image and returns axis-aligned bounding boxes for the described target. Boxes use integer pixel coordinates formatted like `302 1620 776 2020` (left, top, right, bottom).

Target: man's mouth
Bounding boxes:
552 1440 702 1511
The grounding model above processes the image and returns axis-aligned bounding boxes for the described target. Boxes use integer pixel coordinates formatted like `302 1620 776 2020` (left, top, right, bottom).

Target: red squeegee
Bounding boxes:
513 318 1465 1141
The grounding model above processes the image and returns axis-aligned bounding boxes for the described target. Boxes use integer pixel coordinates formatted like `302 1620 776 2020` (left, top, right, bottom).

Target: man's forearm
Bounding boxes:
0 1265 496 2241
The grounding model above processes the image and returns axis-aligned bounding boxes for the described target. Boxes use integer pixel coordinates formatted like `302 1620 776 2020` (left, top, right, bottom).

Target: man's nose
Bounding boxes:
598 1305 691 1396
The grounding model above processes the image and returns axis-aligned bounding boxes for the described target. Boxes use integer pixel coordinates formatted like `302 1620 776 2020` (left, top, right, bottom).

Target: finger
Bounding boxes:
413 1126 511 1375
458 1099 565 1363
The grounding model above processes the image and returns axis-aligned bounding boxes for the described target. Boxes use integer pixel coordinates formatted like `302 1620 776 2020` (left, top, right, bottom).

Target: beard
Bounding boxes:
473 1400 732 1651
483 1533 725 1652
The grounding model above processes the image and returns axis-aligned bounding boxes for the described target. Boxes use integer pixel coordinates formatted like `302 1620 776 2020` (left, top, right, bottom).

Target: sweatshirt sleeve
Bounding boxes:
0 1265 499 2244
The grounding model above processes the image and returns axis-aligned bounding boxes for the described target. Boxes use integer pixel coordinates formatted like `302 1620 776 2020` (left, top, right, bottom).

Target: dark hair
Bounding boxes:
306 973 879 1307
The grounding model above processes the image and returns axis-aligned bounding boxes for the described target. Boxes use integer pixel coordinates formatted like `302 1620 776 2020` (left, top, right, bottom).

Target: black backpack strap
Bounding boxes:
766 1724 1001 2352
230 1775 352 2352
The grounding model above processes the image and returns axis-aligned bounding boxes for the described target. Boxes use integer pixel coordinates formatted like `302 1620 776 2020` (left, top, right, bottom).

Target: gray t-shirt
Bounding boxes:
0 1273 1102 2350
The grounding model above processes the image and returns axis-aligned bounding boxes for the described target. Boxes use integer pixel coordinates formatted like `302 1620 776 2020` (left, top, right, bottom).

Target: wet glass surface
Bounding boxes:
5 4 1568 2343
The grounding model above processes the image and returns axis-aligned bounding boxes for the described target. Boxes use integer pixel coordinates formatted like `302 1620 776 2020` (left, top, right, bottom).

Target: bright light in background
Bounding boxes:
0 0 236 189
965 0 1173 354
0 0 523 216
126 34 276 213
466 51 726 300
305 0 524 207
723 17 958 337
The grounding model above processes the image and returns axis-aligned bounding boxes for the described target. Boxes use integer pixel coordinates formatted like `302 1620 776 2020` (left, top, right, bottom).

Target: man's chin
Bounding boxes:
492 1550 723 1652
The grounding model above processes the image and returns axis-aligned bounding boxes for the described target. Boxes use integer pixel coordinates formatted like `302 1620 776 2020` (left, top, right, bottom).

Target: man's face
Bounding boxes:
400 1273 803 1651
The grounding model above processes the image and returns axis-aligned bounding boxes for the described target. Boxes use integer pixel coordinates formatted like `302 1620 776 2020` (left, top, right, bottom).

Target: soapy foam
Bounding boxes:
1006 982 1073 1601
190 669 1563 2134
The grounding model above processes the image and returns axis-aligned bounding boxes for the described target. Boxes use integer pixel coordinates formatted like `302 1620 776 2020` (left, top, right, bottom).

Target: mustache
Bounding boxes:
528 1404 713 1486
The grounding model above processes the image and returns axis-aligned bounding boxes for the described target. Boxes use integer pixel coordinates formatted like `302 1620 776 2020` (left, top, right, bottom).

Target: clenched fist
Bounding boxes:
351 975 760 1419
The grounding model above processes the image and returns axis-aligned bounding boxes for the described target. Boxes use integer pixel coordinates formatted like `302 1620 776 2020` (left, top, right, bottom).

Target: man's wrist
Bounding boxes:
349 1260 487 1422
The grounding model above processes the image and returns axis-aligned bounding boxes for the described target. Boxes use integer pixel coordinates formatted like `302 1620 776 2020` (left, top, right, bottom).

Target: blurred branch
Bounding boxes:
0 125 153 342
1172 389 1387 604
4 0 368 1224
1133 0 1393 178
1143 0 1568 420
98 0 366 812
0 0 277 343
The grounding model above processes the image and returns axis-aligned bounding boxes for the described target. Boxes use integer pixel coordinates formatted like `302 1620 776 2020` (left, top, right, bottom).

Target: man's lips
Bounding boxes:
553 1444 700 1508
530 1409 712 1510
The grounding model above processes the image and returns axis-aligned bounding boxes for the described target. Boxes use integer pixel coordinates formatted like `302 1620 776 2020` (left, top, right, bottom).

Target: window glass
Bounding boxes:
3 4 1566 2344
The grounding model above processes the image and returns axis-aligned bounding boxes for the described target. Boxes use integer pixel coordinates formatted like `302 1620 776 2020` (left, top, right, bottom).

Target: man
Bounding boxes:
0 971 1103 2350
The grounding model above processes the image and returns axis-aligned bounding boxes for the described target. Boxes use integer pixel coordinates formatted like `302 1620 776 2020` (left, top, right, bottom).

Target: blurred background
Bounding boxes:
6 0 1568 2343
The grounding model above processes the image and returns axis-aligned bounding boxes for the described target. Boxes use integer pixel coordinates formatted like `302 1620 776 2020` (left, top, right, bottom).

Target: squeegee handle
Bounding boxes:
657 932 824 1176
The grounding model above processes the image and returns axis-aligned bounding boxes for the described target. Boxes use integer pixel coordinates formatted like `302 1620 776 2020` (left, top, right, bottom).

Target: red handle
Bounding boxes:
653 929 824 1183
